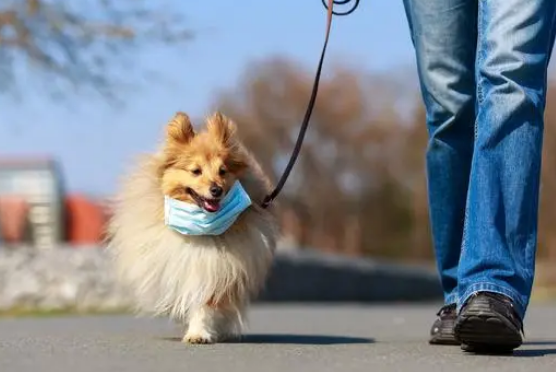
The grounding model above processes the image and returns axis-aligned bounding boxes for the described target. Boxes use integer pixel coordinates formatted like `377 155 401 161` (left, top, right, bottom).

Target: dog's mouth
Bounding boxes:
186 188 222 213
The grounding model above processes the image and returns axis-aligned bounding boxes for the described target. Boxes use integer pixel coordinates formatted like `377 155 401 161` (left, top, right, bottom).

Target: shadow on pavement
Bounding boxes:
467 341 556 358
513 348 556 357
159 334 374 345
229 334 374 345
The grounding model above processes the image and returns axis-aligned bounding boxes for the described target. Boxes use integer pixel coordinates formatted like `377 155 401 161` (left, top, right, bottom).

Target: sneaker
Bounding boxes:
429 303 460 345
454 292 523 354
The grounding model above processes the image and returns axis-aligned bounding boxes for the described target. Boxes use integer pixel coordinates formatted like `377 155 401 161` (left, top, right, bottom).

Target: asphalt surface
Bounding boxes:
1 303 555 372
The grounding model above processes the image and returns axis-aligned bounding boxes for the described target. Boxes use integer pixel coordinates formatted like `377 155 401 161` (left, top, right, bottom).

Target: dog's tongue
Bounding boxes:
203 200 221 213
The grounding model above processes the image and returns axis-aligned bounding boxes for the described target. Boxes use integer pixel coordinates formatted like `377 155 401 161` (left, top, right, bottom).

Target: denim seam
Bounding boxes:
460 2 483 259
458 281 526 319
525 164 541 279
475 1 485 117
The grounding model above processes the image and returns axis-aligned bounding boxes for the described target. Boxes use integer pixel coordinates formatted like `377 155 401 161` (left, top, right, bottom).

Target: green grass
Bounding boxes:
0 307 131 319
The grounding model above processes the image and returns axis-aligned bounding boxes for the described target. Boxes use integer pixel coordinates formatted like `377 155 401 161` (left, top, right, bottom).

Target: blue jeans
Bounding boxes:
403 0 556 320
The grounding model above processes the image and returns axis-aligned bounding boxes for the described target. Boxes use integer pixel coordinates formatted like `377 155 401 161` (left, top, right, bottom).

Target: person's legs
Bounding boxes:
402 0 478 345
458 0 556 319
455 0 556 352
402 0 477 309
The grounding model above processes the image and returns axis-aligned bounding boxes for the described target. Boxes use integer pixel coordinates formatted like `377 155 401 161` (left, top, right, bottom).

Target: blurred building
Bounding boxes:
0 157 108 249
0 157 65 248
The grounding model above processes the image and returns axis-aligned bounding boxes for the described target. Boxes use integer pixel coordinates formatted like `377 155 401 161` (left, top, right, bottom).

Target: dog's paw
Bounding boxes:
183 331 215 345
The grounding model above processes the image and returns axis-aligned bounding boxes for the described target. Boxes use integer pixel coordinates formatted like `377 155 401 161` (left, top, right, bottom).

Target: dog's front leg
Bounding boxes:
183 306 219 344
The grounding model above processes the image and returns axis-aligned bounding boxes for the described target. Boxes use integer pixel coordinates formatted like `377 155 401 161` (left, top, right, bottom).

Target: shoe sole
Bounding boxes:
429 336 460 346
455 307 522 354
429 322 460 346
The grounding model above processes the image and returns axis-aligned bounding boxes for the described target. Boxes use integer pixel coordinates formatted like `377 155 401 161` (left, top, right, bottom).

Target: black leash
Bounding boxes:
261 0 360 209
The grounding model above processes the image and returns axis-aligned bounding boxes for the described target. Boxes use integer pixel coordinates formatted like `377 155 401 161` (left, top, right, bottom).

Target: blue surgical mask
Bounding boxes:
164 181 252 236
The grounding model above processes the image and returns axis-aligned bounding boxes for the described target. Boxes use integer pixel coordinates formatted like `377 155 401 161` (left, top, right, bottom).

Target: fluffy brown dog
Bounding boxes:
107 112 279 344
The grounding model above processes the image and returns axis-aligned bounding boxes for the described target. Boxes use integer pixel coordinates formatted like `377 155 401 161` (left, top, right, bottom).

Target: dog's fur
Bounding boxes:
106 112 279 344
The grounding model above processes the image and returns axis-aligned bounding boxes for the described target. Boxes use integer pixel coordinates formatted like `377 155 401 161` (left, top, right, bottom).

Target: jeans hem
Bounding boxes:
458 282 526 320
445 293 458 306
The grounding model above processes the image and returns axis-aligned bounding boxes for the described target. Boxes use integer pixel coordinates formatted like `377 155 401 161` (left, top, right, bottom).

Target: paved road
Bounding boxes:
1 303 555 372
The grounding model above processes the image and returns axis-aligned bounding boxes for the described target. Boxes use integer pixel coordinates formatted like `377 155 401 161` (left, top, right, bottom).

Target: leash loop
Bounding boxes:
261 0 359 209
321 0 360 16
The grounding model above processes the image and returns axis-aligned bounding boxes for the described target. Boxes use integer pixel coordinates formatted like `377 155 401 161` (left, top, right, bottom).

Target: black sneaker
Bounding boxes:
429 303 460 345
454 292 523 354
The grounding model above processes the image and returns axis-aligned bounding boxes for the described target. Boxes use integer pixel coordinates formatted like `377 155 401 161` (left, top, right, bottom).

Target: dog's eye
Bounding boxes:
219 167 227 176
191 168 202 176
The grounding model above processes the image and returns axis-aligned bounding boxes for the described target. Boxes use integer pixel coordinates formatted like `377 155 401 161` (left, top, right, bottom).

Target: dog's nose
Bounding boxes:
210 185 223 198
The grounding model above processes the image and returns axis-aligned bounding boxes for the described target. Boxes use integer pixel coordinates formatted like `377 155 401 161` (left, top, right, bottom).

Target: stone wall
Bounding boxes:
0 246 442 312
0 247 131 311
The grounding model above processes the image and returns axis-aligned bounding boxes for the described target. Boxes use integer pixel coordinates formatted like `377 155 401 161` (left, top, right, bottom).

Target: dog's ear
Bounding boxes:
206 112 237 145
207 112 247 173
166 112 195 145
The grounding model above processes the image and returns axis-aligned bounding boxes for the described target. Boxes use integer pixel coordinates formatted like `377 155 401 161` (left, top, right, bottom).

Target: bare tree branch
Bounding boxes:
0 0 192 101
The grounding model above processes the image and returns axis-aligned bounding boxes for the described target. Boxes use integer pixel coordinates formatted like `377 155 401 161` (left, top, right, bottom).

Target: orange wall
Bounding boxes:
65 195 107 246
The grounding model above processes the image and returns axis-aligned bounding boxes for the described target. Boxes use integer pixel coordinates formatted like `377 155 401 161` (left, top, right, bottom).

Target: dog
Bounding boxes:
107 112 279 344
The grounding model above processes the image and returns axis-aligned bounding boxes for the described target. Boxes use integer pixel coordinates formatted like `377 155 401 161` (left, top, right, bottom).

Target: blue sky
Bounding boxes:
0 1 422 196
